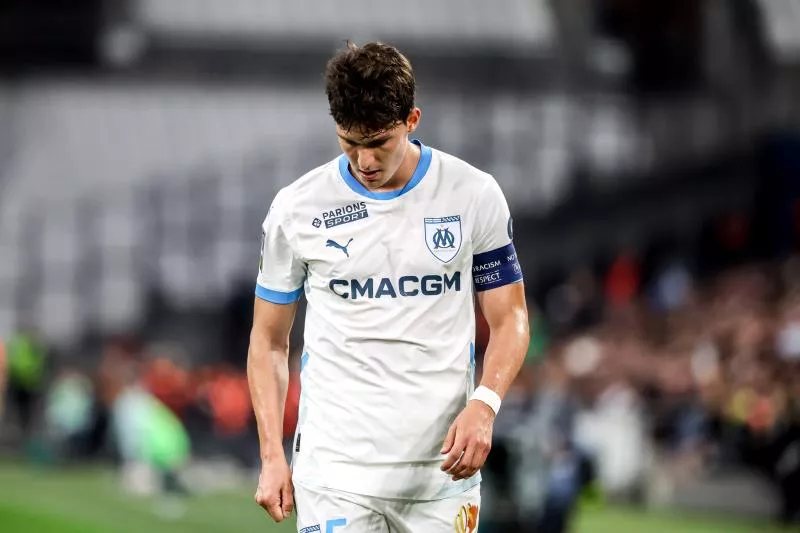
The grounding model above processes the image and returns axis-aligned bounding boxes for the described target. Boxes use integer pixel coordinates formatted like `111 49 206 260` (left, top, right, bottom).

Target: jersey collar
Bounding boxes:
337 139 432 200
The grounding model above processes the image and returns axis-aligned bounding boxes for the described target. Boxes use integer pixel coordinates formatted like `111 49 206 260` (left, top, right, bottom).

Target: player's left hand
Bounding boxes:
440 399 495 481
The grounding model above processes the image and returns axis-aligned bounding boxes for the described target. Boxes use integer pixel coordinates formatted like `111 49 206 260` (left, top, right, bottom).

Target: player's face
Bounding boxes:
336 108 421 191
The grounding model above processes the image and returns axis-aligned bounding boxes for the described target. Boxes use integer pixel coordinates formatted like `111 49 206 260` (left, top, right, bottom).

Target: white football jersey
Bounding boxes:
256 140 523 500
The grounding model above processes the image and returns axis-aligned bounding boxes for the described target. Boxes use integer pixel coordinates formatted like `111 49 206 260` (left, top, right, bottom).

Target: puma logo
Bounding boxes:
326 238 353 258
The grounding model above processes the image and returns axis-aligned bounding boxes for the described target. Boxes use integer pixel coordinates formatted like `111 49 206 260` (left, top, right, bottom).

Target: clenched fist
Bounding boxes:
255 457 294 522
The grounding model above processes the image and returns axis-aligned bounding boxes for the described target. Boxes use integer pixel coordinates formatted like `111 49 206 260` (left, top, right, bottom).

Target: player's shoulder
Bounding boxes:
431 146 498 193
271 158 339 213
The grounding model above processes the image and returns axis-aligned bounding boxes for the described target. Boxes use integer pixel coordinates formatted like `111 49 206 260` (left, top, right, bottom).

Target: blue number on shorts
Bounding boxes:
325 518 347 532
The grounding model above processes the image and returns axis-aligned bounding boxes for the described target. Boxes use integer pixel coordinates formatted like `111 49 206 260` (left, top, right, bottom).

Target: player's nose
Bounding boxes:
356 149 378 170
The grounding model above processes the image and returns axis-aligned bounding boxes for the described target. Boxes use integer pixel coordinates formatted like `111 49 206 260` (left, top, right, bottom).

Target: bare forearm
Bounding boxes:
479 308 529 399
247 338 290 462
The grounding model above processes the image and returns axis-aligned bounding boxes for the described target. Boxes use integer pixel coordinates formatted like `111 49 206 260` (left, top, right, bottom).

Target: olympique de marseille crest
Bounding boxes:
424 215 462 263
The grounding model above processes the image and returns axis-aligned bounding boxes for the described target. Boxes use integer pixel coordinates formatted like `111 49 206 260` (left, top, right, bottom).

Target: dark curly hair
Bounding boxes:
324 41 416 134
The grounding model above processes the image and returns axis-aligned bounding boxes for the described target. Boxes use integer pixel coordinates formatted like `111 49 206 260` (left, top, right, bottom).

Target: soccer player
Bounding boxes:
248 41 530 532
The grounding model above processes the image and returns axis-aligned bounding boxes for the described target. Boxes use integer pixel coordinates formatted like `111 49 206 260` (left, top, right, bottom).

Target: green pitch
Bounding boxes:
0 462 779 533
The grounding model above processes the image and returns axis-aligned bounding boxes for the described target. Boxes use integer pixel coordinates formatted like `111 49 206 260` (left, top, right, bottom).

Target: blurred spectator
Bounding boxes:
649 256 693 312
184 364 256 469
776 296 800 362
99 353 191 499
605 251 641 309
772 372 800 524
483 355 586 533
43 367 94 461
5 326 48 442
573 370 649 497
141 345 192 418
206 367 251 437
545 268 602 335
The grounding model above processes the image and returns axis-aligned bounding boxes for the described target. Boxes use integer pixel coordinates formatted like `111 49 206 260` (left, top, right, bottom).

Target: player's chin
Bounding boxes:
362 176 385 188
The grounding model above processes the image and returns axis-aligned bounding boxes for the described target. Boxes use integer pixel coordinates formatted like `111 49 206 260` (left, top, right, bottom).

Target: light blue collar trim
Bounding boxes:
338 139 432 200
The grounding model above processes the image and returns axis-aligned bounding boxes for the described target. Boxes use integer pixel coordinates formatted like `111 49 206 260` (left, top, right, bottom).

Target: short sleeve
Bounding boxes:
472 178 514 255
255 191 306 304
471 178 523 292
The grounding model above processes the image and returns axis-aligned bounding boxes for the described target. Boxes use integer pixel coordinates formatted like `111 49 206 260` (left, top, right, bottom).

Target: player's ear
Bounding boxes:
406 107 421 133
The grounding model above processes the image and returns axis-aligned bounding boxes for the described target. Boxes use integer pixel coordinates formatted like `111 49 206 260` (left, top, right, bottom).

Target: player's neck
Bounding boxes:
378 139 421 192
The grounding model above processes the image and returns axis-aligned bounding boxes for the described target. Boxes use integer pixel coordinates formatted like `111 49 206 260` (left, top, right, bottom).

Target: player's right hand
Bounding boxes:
255 457 294 523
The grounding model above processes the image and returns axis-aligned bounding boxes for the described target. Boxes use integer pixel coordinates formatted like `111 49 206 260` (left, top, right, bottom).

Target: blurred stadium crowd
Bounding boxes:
5 218 800 531
2 1 800 532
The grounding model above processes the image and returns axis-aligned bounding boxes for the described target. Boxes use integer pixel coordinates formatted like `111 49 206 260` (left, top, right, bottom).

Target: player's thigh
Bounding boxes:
294 482 389 533
386 484 481 533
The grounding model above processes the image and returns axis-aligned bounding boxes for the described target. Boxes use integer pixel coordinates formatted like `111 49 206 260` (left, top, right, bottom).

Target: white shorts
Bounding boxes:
294 482 481 533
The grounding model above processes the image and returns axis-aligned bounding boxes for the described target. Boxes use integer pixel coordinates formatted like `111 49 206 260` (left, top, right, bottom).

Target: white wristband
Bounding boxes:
471 386 501 415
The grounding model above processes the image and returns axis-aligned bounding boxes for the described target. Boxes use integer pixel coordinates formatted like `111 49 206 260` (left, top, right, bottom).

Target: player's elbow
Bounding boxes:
246 338 290 388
